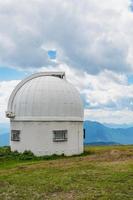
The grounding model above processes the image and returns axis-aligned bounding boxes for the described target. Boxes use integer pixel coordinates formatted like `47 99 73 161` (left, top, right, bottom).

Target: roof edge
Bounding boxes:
7 71 66 113
10 116 84 122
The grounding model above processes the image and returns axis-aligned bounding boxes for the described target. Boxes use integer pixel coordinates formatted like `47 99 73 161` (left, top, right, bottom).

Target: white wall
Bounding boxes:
10 121 83 156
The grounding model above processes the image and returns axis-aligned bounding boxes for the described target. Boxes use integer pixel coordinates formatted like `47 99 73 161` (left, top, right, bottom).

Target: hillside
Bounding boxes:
0 145 133 200
84 121 133 145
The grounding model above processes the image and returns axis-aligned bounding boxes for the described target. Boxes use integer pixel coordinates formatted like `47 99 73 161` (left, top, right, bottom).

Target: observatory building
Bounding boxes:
6 72 84 156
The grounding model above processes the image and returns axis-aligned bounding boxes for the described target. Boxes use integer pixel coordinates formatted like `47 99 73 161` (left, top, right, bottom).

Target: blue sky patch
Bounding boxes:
0 67 30 81
129 0 133 11
128 74 133 85
48 50 56 60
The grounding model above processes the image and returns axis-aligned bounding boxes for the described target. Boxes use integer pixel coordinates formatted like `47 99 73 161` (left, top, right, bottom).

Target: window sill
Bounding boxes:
53 139 67 142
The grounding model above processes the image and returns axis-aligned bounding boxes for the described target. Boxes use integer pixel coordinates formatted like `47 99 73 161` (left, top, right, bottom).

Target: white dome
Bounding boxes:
7 72 84 121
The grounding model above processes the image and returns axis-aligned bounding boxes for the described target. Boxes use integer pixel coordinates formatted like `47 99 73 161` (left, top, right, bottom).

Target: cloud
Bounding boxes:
82 71 133 111
0 0 133 74
84 108 133 124
0 80 20 123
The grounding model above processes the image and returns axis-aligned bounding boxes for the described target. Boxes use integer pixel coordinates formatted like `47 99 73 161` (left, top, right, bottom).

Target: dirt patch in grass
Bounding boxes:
46 190 77 200
0 180 9 188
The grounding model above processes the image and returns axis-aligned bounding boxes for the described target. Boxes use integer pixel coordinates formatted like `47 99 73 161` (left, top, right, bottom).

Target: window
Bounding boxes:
53 130 68 142
83 129 85 139
11 130 20 141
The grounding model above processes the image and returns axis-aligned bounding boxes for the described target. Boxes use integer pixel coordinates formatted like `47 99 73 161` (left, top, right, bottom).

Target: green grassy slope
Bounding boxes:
0 145 133 200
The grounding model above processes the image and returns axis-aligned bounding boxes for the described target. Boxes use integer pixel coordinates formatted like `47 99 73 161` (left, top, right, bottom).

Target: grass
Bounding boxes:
0 145 133 200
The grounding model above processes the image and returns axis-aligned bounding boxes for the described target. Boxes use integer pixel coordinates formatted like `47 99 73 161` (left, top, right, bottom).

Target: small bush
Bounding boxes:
0 146 11 155
0 146 90 161
14 150 37 160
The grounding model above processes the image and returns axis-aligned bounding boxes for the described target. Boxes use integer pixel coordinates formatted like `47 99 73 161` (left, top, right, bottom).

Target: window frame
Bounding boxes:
11 130 20 141
83 128 86 139
53 130 68 142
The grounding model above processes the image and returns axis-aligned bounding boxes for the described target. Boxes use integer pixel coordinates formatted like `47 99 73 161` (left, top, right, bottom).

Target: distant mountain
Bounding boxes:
84 121 133 145
0 133 9 146
103 123 133 129
85 142 120 146
0 123 9 134
0 123 10 146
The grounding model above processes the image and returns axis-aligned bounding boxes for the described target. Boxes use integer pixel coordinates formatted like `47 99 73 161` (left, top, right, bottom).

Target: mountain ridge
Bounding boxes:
84 120 133 145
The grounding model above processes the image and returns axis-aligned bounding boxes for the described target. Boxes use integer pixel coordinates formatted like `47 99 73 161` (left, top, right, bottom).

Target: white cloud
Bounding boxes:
0 80 20 123
0 0 133 74
84 108 133 124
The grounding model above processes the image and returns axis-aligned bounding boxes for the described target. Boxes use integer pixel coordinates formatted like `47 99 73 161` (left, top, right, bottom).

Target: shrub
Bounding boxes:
0 146 11 157
18 150 36 160
0 146 90 161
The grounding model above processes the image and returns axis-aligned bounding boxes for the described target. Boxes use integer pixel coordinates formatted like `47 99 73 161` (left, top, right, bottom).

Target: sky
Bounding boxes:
0 0 133 125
